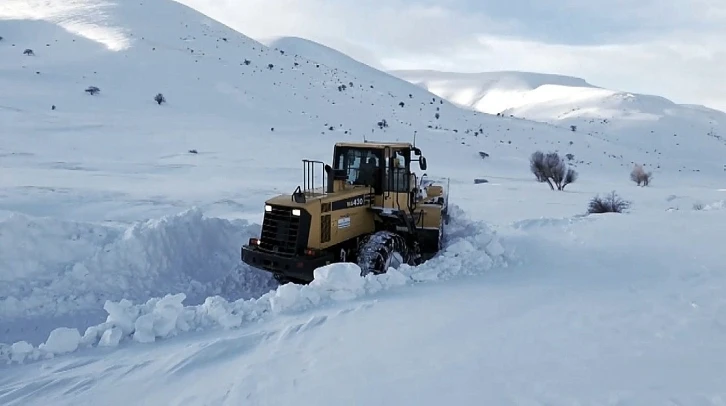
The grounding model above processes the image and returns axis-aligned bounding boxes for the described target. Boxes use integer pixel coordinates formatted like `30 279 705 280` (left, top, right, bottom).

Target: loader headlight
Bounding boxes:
292 209 301 216
265 205 272 212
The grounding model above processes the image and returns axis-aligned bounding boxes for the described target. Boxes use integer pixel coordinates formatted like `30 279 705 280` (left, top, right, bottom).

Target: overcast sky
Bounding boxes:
179 0 726 111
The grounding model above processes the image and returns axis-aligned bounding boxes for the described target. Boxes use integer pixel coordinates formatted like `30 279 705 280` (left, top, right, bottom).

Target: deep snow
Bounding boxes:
1 0 726 404
0 204 508 364
3 197 726 405
0 208 277 344
390 69 726 171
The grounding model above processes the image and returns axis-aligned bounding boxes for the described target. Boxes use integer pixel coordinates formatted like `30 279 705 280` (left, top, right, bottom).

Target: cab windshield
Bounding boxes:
334 147 383 192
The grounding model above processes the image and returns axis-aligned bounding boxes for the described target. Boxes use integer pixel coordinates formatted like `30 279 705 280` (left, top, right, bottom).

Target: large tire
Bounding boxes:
356 231 412 276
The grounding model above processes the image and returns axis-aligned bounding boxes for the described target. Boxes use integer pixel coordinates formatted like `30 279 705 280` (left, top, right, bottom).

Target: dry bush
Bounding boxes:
530 151 578 191
588 191 631 214
630 164 652 186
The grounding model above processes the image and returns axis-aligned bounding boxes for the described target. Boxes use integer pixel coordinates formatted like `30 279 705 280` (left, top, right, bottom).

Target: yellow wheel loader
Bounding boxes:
241 141 450 284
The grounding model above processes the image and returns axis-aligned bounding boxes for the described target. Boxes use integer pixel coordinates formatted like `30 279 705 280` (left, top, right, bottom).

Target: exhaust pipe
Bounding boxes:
324 164 347 193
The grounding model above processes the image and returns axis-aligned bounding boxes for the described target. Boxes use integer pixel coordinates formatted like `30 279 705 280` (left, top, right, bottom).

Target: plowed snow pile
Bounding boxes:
0 204 508 363
702 200 725 211
0 208 277 344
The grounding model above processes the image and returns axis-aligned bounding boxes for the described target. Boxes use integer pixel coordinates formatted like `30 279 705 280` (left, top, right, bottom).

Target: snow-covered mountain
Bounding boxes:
0 0 596 344
262 35 386 71
391 69 726 153
263 37 726 174
389 69 726 121
1 1 726 404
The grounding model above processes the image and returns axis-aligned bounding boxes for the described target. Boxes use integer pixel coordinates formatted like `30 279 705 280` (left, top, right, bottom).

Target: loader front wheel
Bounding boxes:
356 231 411 276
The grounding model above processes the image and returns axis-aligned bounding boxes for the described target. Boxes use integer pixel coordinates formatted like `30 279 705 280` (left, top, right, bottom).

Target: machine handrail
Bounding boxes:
302 159 327 195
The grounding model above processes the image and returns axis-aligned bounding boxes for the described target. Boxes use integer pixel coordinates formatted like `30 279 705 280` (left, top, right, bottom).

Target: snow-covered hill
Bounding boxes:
0 0 602 343
390 69 726 123
1 1 726 404
391 69 726 162
258 37 726 174
262 35 386 71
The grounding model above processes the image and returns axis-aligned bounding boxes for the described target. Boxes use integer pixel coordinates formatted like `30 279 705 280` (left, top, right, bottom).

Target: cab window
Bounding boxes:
385 149 410 192
334 148 382 191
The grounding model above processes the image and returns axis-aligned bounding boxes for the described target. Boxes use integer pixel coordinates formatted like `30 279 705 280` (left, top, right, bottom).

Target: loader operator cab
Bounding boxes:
332 143 426 195
334 147 384 192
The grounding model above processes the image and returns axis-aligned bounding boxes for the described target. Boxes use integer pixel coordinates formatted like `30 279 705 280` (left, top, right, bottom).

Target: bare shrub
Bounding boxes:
630 164 652 186
154 93 166 105
85 86 100 95
693 202 704 210
530 151 578 191
530 151 548 183
588 191 631 214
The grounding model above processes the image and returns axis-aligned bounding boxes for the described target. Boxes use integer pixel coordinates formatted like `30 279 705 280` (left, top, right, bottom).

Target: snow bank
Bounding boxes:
0 213 120 283
0 205 509 364
702 200 725 211
0 208 277 321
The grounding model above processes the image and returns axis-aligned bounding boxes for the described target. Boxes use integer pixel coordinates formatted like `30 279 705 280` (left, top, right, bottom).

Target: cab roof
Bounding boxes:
334 141 413 149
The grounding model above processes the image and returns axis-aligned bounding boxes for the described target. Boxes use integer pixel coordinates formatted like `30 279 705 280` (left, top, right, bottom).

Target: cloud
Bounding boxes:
176 0 726 111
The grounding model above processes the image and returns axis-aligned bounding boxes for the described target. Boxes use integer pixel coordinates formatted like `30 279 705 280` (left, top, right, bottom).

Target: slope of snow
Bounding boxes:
0 0 567 343
3 188 726 404
391 69 726 167
0 204 507 364
0 208 276 345
390 69 726 122
261 35 385 71
257 37 726 174
1 1 726 404
0 0 132 51
2 0 561 222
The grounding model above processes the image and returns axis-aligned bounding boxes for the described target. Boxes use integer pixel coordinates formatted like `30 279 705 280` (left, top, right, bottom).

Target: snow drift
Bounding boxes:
0 204 508 364
0 208 277 325
701 200 725 211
